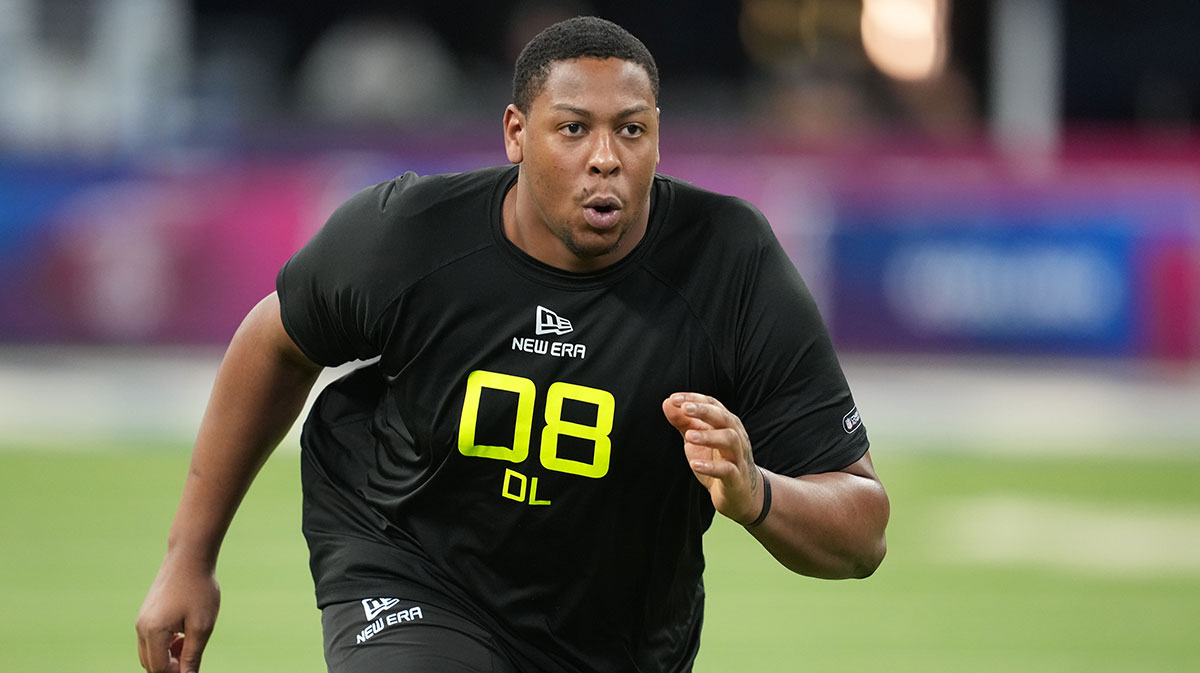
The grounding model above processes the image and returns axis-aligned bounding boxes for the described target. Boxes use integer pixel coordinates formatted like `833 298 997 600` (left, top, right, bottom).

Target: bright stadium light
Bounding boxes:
861 0 948 81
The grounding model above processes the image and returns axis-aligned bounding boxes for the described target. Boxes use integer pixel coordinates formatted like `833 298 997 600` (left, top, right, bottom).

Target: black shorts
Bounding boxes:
321 597 519 673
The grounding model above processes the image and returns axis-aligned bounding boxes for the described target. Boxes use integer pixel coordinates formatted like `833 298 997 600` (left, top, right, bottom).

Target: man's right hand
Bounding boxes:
135 557 221 673
132 293 322 672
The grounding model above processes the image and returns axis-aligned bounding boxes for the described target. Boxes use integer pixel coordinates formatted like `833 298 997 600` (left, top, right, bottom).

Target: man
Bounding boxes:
136 16 888 673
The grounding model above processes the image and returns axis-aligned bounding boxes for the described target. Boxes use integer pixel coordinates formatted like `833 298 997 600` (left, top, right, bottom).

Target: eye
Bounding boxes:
620 124 644 137
561 122 584 135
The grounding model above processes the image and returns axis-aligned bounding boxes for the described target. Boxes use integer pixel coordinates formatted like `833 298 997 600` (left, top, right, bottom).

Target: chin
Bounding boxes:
569 231 626 258
566 243 620 261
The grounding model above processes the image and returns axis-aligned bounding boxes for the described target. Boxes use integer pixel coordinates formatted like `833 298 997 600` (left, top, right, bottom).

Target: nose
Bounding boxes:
587 132 620 176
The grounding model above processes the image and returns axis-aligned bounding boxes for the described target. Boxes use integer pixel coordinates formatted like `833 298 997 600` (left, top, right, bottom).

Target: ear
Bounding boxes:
503 104 525 165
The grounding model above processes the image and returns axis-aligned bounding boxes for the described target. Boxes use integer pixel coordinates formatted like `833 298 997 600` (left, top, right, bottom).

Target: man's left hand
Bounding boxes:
662 392 765 525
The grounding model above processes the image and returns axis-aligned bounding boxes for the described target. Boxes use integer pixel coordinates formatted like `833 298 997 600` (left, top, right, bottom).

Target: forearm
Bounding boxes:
165 294 322 568
746 463 889 579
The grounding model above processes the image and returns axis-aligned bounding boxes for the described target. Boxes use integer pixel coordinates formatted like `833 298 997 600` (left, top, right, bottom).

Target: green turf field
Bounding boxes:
1 446 1197 672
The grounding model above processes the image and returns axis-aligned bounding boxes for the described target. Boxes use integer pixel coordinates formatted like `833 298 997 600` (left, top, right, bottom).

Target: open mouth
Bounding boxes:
583 201 621 228
584 195 621 211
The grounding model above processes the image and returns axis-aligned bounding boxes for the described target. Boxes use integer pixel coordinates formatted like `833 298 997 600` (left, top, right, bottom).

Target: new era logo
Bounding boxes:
535 306 573 336
362 598 400 621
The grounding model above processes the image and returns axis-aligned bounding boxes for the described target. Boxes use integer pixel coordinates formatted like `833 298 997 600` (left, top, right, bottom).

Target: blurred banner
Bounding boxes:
823 157 1200 360
1 140 1198 358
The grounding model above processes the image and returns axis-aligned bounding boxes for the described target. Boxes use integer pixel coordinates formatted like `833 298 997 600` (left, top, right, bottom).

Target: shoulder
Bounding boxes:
276 166 513 361
649 174 780 277
655 174 774 246
334 165 512 229
284 165 512 294
387 165 513 209
315 165 511 264
643 173 807 321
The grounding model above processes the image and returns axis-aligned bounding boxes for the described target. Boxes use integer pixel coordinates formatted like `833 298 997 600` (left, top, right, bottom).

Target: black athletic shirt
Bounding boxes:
276 165 869 672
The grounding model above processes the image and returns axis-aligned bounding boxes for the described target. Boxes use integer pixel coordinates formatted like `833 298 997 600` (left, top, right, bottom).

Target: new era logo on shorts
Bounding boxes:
357 598 425 645
361 597 400 621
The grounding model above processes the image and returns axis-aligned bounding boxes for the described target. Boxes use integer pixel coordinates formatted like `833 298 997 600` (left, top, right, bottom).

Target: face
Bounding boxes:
503 57 660 272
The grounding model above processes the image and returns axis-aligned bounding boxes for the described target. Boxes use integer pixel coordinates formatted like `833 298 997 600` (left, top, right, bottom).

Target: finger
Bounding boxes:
668 392 720 410
137 630 148 671
179 626 212 673
662 397 712 434
661 397 690 430
685 427 742 452
678 400 732 429
139 627 173 673
690 457 737 479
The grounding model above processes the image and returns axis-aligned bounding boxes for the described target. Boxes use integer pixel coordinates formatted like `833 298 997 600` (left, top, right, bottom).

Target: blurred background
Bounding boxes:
3 0 1199 450
1 1 1198 671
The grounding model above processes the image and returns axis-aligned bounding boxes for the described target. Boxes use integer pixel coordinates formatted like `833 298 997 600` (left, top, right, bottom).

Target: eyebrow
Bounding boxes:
550 103 654 119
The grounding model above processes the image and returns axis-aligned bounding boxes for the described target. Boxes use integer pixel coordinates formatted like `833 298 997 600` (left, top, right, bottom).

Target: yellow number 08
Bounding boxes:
458 370 614 479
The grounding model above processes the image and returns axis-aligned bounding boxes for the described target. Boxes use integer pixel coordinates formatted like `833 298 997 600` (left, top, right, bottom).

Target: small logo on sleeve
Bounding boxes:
843 406 863 434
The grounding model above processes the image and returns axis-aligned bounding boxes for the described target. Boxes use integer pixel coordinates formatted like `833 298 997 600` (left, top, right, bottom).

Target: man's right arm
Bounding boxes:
136 292 323 673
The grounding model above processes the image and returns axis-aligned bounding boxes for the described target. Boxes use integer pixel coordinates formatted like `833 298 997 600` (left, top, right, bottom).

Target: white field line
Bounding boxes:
932 496 1200 576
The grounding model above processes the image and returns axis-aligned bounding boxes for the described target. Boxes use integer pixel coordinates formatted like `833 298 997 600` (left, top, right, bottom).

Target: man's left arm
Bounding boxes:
663 392 889 579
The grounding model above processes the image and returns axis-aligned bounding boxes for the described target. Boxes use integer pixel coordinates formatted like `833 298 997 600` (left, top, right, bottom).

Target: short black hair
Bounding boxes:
512 16 660 114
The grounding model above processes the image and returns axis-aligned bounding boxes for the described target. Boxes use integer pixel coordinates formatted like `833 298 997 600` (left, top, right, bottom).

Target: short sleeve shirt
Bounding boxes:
277 165 869 672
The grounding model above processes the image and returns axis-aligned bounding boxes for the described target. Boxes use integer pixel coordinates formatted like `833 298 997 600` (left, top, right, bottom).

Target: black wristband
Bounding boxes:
743 468 772 528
